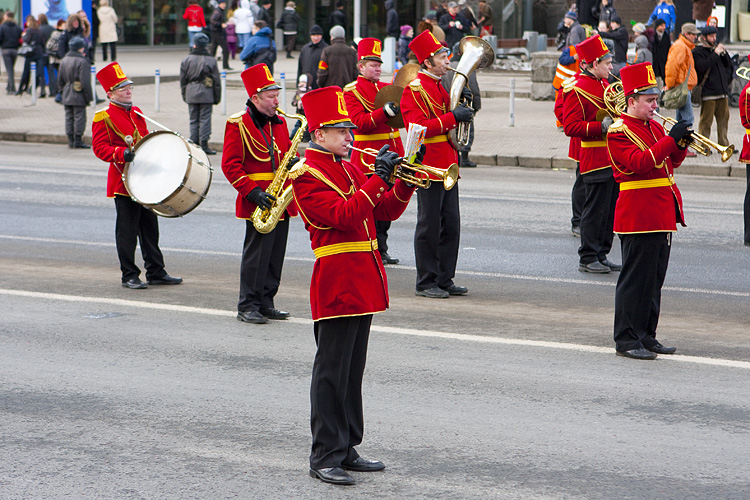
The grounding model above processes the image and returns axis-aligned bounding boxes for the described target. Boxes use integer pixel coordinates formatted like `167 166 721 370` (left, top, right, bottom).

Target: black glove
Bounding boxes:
415 144 426 165
123 149 136 163
461 86 473 101
383 101 400 118
452 103 474 123
286 156 300 170
245 186 276 210
374 144 399 184
668 119 692 148
601 116 614 135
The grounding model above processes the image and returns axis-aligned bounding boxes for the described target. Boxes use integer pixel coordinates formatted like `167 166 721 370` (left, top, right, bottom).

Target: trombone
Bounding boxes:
348 145 459 190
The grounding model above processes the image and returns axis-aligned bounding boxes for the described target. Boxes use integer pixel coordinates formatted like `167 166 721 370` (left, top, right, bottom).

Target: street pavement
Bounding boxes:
0 46 746 178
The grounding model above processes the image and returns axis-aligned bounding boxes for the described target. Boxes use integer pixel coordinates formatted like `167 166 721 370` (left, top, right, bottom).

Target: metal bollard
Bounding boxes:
30 62 37 105
509 78 515 127
280 72 286 112
221 71 227 115
155 68 160 112
91 66 97 113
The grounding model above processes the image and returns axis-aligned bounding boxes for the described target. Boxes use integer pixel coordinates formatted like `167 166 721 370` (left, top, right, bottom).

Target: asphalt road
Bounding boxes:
1 141 750 499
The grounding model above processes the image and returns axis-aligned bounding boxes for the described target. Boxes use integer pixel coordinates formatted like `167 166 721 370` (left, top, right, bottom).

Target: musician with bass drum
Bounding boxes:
221 63 299 324
91 62 183 290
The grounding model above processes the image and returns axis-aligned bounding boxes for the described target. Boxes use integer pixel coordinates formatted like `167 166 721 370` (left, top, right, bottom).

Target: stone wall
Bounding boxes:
530 52 558 101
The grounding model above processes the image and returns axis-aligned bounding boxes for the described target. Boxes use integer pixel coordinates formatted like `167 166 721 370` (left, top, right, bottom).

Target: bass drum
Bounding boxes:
123 131 212 218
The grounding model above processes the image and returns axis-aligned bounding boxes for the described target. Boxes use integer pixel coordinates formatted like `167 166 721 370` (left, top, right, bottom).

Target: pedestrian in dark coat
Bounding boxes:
398 25 413 65
438 2 471 49
257 0 273 27
276 1 300 58
57 14 88 61
17 16 46 96
297 24 328 89
385 0 400 38
180 33 222 155
0 12 24 93
316 25 357 88
693 26 733 147
58 37 93 148
210 0 232 70
652 19 671 85
328 1 346 33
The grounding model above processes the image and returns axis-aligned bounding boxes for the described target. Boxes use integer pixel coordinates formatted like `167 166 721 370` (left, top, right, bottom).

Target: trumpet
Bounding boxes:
653 111 735 162
603 75 735 162
348 145 458 190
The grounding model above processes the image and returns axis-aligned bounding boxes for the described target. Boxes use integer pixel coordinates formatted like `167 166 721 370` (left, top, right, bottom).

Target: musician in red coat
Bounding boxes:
291 86 416 486
400 29 473 299
344 37 405 265
221 64 298 324
563 35 620 274
91 62 182 290
555 72 584 236
738 57 750 246
606 62 692 360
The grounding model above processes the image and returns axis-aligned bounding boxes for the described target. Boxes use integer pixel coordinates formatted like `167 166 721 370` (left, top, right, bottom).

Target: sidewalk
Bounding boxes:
0 47 745 178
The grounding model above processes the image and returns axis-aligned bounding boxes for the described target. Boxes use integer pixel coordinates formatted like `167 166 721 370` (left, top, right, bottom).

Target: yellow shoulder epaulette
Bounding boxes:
409 78 421 89
93 109 109 123
343 81 357 92
228 110 246 123
288 159 308 180
562 78 577 93
607 118 626 134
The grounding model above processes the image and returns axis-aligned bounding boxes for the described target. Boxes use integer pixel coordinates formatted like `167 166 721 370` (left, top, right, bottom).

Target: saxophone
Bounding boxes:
251 108 307 234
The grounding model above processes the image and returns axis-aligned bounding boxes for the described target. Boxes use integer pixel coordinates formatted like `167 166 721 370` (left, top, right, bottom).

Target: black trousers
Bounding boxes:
744 165 750 245
614 232 672 352
571 162 585 228
238 217 288 313
188 103 213 143
578 172 617 264
283 34 296 54
114 195 166 282
376 219 391 255
210 32 231 69
310 314 372 469
101 42 117 61
414 182 460 290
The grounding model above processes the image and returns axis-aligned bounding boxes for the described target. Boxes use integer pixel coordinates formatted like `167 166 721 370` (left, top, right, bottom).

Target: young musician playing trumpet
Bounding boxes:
605 62 692 360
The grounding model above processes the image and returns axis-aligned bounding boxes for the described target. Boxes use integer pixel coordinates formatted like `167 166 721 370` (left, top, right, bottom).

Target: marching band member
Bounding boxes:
343 37 405 265
606 62 691 359
221 64 297 324
400 29 473 299
554 71 584 237
92 62 182 290
291 86 416 485
562 35 620 274
738 57 750 246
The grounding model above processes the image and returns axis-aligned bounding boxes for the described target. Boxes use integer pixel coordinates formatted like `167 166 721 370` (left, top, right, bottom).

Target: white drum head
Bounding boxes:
127 132 189 204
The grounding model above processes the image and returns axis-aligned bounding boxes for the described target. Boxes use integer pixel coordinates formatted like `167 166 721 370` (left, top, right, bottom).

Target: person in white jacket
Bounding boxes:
97 0 118 61
232 0 253 48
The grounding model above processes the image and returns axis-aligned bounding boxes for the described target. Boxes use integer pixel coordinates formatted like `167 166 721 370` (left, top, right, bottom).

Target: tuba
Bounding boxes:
251 108 306 234
447 36 495 148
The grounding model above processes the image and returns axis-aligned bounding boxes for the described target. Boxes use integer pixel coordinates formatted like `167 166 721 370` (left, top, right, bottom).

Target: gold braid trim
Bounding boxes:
352 88 375 112
300 166 355 199
288 160 308 180
236 117 280 163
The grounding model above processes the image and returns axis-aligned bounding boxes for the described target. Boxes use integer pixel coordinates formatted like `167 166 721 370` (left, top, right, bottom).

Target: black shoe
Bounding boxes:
122 278 148 289
579 261 610 273
616 348 657 360
646 342 676 354
379 251 399 265
571 225 580 237
147 274 183 285
40 93 46 98
415 287 450 298
341 456 385 472
744 240 750 247
600 259 622 271
237 310 269 324
74 136 91 149
201 141 217 155
224 66 233 71
440 284 468 295
259 308 290 320
309 467 355 485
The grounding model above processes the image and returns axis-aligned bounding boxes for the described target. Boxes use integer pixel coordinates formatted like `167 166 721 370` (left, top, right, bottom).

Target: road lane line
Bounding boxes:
2 288 750 371
2 234 749 298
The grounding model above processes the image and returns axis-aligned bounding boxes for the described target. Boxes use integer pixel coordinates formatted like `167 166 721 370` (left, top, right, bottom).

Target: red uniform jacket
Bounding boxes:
739 81 750 164
344 76 405 173
221 109 298 219
606 113 687 234
291 147 416 321
562 73 611 174
92 103 149 198
554 75 581 162
400 70 458 180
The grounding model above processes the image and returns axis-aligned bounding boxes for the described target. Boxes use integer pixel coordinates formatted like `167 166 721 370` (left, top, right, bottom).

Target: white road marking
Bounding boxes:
2 234 749 298
2 288 749 371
